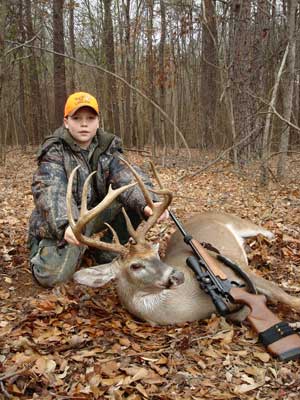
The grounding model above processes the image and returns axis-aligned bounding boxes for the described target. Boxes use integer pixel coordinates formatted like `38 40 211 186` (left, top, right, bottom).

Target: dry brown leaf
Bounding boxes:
253 351 271 363
234 380 265 394
32 358 56 375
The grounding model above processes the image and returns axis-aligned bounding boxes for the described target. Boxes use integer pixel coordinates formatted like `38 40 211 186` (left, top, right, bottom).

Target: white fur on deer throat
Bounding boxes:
124 289 169 323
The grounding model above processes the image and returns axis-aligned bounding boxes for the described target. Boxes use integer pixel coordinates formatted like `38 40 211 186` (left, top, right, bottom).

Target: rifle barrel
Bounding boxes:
169 210 188 237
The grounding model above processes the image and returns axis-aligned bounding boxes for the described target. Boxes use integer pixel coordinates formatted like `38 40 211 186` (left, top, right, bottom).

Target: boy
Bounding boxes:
28 92 167 287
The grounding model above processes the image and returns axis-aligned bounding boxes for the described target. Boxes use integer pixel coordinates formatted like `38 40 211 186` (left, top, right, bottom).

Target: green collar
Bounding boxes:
37 126 116 164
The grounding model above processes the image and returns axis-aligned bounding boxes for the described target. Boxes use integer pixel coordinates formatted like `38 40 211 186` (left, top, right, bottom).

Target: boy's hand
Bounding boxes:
64 225 81 246
143 203 169 223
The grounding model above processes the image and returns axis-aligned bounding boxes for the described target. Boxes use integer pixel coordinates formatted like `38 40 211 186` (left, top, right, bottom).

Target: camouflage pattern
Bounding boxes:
28 126 155 287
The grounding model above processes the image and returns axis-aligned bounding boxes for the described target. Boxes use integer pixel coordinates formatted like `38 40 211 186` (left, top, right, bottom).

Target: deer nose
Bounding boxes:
167 269 184 288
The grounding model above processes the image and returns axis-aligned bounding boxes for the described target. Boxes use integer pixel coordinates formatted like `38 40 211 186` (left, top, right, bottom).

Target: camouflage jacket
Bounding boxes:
29 126 154 242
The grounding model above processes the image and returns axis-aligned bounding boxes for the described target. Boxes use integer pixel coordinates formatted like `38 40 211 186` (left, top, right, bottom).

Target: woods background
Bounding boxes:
1 2 300 398
0 0 299 183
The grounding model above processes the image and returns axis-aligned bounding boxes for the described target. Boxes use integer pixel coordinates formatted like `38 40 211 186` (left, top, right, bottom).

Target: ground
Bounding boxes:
0 148 300 400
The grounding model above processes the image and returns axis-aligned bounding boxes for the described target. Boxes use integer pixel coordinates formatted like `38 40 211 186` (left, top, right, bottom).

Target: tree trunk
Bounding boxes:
146 0 159 151
229 0 252 166
252 0 271 156
277 0 297 179
0 0 7 162
103 0 120 134
122 0 132 146
260 44 289 186
25 0 44 144
17 0 27 147
0 0 6 99
200 0 218 146
53 0 67 128
158 0 167 151
69 0 76 93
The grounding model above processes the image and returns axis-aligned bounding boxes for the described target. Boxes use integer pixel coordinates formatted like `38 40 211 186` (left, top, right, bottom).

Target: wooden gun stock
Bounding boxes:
191 239 300 361
231 288 300 361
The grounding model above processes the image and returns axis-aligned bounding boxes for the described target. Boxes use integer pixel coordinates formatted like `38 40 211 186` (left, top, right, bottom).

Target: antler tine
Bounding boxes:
118 156 173 242
136 188 173 238
118 155 154 209
81 170 96 215
67 165 80 231
66 166 137 255
121 207 140 244
149 160 163 189
137 161 173 237
104 222 121 246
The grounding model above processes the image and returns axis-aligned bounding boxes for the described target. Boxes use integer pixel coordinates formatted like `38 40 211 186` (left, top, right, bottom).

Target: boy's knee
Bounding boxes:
31 263 66 288
30 239 84 287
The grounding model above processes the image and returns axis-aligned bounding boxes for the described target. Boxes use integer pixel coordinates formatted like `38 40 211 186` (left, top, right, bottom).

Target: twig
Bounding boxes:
4 29 42 56
190 329 232 343
49 394 87 400
267 166 278 183
0 381 12 399
0 368 27 381
77 347 169 364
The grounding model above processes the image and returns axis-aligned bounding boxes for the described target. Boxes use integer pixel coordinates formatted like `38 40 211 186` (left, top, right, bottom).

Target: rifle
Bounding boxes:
169 210 300 361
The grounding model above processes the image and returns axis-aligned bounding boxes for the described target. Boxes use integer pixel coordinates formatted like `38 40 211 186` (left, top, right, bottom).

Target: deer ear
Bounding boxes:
73 261 118 288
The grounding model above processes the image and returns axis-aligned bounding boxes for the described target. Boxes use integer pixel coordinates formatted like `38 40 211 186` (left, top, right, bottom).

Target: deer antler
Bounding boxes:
66 165 137 255
118 156 173 244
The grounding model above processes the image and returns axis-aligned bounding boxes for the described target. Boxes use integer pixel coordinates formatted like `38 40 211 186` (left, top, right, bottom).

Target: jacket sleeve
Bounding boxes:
104 137 158 217
31 144 79 240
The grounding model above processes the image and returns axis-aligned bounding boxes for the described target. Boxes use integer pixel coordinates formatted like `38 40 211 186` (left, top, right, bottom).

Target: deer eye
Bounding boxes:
130 263 144 271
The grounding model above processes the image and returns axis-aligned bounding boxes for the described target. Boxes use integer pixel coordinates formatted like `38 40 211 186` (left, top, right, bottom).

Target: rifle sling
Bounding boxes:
259 321 296 346
217 254 257 294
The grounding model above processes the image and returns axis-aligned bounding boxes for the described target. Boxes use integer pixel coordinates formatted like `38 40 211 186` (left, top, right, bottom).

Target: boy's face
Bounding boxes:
64 106 99 149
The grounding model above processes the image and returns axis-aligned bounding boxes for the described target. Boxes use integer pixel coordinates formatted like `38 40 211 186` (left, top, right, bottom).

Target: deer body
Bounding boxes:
112 212 280 325
69 161 300 325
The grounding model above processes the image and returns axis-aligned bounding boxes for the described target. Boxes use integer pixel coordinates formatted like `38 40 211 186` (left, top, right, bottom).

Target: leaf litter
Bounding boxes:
0 149 300 399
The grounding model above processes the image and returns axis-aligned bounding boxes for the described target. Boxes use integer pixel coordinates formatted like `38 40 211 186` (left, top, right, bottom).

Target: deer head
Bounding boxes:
67 158 184 293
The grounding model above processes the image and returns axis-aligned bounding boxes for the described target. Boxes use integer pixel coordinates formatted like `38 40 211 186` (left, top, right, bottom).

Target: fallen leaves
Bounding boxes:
1 150 300 399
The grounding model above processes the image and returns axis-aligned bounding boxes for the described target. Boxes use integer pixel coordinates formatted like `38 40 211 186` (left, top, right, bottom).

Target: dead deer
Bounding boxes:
68 161 300 325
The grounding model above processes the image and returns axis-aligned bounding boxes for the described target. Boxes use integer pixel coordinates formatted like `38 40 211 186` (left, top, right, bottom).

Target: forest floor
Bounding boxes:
0 148 300 400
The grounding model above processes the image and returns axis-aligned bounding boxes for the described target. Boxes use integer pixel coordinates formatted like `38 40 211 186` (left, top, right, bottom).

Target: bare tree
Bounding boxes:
122 0 132 146
17 0 26 147
277 0 297 179
252 0 271 154
260 44 289 185
0 1 6 99
68 0 76 93
158 0 167 152
229 0 253 165
103 0 120 133
200 0 218 146
53 0 67 128
0 0 7 162
25 0 44 144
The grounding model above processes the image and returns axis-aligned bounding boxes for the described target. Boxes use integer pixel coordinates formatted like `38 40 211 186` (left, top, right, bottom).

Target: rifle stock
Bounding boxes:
231 287 300 360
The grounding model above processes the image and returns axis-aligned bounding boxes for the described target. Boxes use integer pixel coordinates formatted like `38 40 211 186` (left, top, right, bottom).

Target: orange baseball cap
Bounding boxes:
64 92 99 117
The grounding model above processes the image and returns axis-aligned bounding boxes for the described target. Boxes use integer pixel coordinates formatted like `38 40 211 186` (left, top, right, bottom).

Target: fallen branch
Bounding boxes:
0 368 27 381
0 381 12 399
